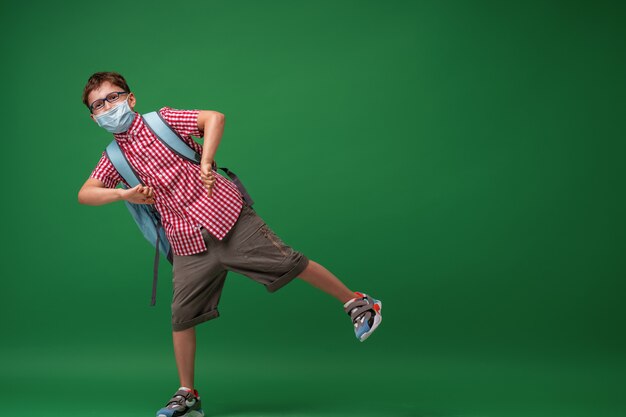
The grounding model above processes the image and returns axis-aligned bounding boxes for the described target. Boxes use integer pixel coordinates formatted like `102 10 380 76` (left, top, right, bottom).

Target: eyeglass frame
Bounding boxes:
89 91 130 114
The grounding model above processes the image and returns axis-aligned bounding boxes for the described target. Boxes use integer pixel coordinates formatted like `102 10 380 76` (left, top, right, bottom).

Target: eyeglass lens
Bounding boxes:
92 92 123 112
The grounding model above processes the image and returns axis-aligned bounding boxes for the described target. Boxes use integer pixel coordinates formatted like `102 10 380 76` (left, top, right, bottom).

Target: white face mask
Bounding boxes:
94 98 136 133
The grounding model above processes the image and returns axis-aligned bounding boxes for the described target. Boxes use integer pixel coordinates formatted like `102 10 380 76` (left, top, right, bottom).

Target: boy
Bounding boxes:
77 71 383 417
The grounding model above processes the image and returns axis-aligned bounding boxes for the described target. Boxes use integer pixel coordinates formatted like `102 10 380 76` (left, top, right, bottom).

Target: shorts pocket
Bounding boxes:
236 224 292 272
261 225 290 257
235 221 266 254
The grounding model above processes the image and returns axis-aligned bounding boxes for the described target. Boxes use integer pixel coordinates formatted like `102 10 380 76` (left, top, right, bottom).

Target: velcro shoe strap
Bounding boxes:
344 298 367 315
168 389 193 406
345 299 374 319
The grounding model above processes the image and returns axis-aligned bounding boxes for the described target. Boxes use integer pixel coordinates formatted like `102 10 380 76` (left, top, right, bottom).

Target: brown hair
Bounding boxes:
82 71 131 111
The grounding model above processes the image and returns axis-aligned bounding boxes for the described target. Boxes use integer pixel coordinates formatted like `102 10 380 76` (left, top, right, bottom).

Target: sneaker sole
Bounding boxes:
158 409 204 417
358 299 382 342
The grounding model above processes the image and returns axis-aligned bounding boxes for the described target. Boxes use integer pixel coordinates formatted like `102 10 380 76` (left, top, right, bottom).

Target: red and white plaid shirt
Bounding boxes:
89 106 244 256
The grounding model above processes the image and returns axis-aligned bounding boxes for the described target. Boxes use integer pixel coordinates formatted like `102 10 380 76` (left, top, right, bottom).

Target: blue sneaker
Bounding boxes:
156 386 204 417
343 291 383 342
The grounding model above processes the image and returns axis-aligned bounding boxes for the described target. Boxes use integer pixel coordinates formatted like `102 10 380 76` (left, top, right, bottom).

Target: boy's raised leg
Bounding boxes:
297 259 358 303
297 259 383 341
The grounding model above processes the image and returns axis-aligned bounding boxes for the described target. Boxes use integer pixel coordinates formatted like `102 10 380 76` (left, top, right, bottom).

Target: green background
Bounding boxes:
1 1 625 416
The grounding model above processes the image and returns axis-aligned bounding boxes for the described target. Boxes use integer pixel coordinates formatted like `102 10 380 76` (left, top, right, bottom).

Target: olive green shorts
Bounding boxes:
171 203 310 331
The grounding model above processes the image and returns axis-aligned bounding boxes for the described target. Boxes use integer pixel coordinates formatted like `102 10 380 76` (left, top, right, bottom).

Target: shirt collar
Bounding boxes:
113 111 143 142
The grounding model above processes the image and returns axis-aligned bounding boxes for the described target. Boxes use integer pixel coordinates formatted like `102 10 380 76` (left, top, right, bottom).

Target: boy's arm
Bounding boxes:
196 110 225 165
78 178 124 206
158 107 224 175
78 151 126 206
158 107 224 165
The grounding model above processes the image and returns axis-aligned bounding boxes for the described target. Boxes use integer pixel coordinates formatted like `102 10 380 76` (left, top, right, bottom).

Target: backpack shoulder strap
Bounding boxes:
142 110 255 206
105 140 142 188
142 111 201 164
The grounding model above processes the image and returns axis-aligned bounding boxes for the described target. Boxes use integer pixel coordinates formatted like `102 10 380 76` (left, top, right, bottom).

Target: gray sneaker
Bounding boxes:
156 386 204 417
344 291 383 342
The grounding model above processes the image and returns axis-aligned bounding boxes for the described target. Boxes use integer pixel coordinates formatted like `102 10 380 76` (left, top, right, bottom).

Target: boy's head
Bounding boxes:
83 71 137 126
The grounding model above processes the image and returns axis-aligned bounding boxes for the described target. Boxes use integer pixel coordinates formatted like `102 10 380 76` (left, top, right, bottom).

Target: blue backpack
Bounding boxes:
105 110 254 306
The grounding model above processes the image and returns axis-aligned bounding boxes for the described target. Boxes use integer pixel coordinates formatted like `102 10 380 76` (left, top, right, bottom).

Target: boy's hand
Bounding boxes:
200 160 216 198
121 184 155 204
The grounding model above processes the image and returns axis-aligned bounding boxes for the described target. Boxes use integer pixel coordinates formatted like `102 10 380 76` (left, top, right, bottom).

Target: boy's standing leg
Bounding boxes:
157 326 203 417
173 327 196 389
156 236 226 417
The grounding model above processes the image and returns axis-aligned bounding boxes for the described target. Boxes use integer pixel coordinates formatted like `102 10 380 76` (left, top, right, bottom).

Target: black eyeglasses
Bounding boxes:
89 91 129 114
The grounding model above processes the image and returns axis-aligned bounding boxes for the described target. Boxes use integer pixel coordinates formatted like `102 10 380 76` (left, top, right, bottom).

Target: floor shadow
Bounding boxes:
211 399 428 417
211 399 323 416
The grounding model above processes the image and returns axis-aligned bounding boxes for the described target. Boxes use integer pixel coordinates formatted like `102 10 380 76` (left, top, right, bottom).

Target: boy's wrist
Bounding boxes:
115 188 126 201
201 158 216 169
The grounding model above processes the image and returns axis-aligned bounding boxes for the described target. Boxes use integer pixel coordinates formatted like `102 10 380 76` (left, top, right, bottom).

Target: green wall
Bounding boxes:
1 1 624 416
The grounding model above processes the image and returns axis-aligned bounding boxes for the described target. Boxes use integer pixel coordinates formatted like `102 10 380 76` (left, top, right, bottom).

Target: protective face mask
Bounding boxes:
94 98 136 134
